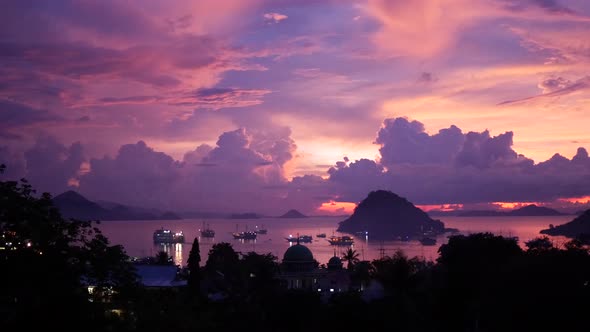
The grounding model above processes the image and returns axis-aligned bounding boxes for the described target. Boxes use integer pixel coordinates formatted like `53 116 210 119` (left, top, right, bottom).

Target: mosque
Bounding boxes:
278 239 351 296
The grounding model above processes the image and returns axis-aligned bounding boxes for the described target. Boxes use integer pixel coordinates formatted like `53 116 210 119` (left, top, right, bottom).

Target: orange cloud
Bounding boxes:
417 204 463 212
316 201 357 215
491 201 545 210
364 0 488 57
558 195 590 204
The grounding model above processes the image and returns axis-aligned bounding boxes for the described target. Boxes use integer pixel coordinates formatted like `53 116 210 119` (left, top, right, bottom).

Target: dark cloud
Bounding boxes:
417 72 437 83
500 0 576 15
24 136 85 194
0 100 59 127
538 76 572 93
499 76 590 105
0 146 26 179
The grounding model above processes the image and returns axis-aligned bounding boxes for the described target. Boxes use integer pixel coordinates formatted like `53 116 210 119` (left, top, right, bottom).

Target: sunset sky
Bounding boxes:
2 0 590 215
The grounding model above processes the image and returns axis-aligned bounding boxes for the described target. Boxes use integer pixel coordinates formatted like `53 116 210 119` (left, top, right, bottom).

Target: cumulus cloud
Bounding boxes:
75 126 302 214
4 116 590 215
376 118 464 166
24 136 85 194
327 117 590 206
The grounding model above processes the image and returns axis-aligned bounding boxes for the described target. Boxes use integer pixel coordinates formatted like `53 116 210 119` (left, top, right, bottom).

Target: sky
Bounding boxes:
1 0 590 215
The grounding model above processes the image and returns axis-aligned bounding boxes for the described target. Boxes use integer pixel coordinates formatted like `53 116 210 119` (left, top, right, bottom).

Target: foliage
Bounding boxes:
0 167 138 330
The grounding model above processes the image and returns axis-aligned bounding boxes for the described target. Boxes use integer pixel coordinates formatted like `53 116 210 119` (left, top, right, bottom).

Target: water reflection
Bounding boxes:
97 215 575 268
154 243 184 266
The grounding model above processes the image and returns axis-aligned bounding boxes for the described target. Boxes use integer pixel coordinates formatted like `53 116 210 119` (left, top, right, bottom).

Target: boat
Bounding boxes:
200 222 215 238
231 224 257 240
316 233 326 238
327 235 354 246
232 231 257 240
255 224 267 235
419 237 437 246
285 235 313 243
153 228 185 244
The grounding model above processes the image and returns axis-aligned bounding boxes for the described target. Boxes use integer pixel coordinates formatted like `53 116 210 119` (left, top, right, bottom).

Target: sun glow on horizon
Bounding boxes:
316 201 357 215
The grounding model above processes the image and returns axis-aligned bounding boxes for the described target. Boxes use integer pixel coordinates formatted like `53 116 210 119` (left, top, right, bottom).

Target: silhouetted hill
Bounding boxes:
53 191 112 220
279 209 307 218
53 191 182 221
428 204 565 217
540 209 590 239
337 190 445 240
230 212 261 219
509 204 565 216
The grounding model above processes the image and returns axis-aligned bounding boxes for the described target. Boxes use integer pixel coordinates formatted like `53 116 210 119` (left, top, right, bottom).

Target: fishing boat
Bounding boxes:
285 234 313 243
232 224 257 240
153 228 185 244
200 221 215 238
327 235 354 246
316 233 326 238
232 231 257 240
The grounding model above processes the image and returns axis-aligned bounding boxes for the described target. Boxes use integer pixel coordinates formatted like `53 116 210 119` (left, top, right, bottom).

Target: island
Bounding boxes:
279 209 308 218
428 204 566 217
337 190 445 240
53 191 182 221
540 209 590 242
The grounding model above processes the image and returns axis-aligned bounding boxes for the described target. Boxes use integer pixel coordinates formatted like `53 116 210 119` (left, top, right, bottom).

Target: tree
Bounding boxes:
371 250 415 293
240 251 279 294
0 166 138 330
187 237 201 293
342 248 360 270
525 236 555 253
155 250 173 265
205 242 239 274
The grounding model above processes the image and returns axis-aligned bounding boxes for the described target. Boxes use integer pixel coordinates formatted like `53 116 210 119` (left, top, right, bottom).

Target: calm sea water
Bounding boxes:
96 215 574 267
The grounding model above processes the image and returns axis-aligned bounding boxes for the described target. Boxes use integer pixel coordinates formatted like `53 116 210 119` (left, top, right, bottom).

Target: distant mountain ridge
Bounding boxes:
53 191 181 221
279 209 307 218
337 190 446 240
428 204 566 217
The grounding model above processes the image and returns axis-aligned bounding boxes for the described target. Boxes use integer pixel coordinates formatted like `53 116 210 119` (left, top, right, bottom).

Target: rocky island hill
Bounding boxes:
337 190 446 240
279 209 308 218
540 209 590 241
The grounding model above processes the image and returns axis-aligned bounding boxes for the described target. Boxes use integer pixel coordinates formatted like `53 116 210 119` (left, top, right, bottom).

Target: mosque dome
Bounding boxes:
283 243 314 262
327 255 343 270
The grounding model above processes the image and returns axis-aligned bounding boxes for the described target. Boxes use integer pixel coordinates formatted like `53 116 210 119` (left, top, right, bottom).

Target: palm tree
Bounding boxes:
342 248 360 270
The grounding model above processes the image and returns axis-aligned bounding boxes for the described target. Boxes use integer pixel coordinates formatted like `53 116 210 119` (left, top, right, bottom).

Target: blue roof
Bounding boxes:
134 265 187 287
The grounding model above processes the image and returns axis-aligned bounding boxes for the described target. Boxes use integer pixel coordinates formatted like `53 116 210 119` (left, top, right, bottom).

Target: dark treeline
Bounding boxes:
1 164 589 331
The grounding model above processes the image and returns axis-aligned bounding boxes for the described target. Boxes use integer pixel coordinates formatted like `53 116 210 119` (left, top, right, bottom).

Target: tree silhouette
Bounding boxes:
155 251 173 265
342 248 360 270
525 236 555 253
187 237 201 294
0 165 138 329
